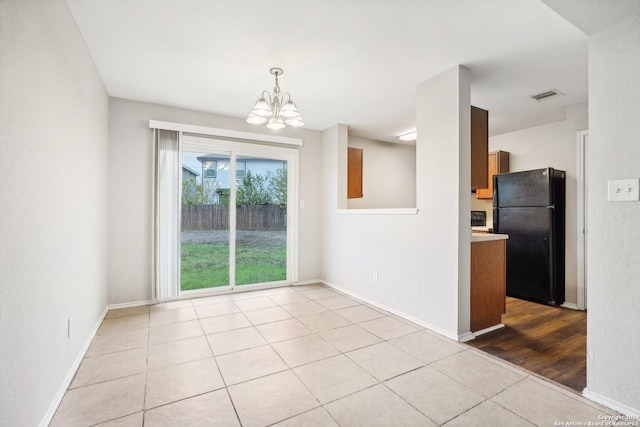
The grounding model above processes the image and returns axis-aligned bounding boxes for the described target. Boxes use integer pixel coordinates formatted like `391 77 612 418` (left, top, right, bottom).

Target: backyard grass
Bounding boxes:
180 242 286 290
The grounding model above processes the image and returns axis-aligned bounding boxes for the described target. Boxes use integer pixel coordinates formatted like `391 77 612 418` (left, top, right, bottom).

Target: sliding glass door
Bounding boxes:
180 138 294 293
235 156 288 285
180 150 231 291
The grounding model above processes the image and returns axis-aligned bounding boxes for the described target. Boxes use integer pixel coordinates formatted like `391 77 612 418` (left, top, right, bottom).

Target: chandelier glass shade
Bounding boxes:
247 68 304 129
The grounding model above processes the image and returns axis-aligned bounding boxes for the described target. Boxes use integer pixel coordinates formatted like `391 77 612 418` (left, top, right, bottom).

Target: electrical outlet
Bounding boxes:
607 179 640 202
67 316 72 338
372 272 378 283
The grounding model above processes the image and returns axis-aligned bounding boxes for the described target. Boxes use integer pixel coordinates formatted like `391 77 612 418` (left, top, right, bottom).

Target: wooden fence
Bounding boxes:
181 204 286 230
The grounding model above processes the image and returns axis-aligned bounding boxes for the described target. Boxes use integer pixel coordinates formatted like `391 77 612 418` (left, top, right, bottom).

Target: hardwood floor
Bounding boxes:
467 297 586 391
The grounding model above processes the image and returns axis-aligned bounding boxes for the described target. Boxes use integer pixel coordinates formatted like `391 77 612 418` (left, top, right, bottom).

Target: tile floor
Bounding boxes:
51 284 617 426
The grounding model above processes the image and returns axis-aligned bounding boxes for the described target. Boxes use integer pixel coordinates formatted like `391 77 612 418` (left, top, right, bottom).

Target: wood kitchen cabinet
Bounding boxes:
476 150 509 199
471 238 506 332
347 147 363 199
470 106 488 190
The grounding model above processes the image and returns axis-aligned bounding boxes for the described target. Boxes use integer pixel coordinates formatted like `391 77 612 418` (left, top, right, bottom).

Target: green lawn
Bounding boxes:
180 242 286 291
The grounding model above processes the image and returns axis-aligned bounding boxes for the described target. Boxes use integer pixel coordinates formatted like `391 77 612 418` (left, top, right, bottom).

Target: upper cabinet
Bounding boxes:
476 150 510 199
470 106 489 190
347 147 363 199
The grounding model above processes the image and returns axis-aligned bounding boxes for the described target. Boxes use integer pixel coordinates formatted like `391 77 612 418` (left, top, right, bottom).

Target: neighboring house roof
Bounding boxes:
182 165 199 176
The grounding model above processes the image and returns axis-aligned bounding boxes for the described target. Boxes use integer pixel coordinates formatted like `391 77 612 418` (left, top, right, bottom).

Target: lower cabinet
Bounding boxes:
470 239 506 332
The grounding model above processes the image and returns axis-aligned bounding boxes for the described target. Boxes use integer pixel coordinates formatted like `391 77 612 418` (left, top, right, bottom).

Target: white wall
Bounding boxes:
321 66 472 340
0 1 109 425
347 137 416 209
471 105 588 305
585 17 640 414
108 98 322 304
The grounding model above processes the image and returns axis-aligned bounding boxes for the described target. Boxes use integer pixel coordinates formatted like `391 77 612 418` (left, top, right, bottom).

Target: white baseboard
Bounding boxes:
582 389 640 417
293 279 325 286
39 305 109 427
561 302 580 310
108 299 153 310
321 280 464 342
472 323 505 338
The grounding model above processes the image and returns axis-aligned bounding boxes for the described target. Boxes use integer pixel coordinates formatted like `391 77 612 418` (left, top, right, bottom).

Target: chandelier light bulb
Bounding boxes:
246 114 268 125
251 97 273 117
266 117 286 130
279 100 299 118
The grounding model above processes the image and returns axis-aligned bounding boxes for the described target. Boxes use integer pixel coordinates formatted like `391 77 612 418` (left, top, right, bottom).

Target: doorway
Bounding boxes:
179 136 296 295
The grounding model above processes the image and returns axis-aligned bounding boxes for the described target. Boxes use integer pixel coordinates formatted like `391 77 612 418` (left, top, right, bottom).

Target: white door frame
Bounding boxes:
576 130 588 310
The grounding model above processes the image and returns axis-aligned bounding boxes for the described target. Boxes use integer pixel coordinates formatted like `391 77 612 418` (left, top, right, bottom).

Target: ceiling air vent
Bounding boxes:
530 89 564 102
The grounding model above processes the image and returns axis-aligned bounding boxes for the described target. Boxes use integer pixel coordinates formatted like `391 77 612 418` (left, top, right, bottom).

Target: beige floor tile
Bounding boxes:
358 316 418 340
281 300 328 317
299 288 339 300
443 400 534 427
294 355 377 404
315 295 360 310
272 334 340 368
526 375 617 414
325 384 435 427
319 324 382 352
191 294 232 306
50 374 145 427
391 315 425 330
492 378 610 426
298 311 351 332
144 389 239 426
272 408 338 427
145 358 224 409
228 370 320 427
228 291 266 301
86 328 148 357
216 345 288 385
195 301 240 318
334 305 386 323
148 319 203 345
199 312 251 334
292 283 324 291
385 366 485 425
71 348 147 389
258 286 297 296
346 342 423 381
105 306 149 319
255 318 314 343
432 350 525 397
150 300 193 311
365 304 392 315
234 296 277 311
149 307 197 326
207 326 266 356
269 292 310 305
147 336 212 370
97 314 149 336
243 306 292 325
389 330 464 364
94 412 143 426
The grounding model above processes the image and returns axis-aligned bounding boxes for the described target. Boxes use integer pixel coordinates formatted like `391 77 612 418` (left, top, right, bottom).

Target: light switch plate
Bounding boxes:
607 178 640 202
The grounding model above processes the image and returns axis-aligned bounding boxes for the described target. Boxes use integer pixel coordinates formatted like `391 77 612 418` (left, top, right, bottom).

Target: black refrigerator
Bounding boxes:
493 168 566 305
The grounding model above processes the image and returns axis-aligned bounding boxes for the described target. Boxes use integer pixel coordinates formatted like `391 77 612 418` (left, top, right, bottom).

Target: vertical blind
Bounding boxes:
153 129 181 300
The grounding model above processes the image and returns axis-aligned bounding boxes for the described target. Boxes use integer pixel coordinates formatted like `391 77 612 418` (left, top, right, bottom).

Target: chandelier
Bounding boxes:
247 67 304 130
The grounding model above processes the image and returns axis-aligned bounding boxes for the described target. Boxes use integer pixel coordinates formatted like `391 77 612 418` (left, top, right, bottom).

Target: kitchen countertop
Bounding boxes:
471 232 509 242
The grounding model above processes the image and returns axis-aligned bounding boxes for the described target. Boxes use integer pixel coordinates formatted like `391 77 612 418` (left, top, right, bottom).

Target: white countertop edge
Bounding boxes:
471 233 509 242
336 208 419 215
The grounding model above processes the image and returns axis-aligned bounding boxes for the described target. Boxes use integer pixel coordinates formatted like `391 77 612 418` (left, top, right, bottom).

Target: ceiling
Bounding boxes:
67 0 589 143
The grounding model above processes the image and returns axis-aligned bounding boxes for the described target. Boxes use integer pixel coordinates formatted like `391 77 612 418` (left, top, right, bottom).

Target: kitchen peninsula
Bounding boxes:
470 233 508 334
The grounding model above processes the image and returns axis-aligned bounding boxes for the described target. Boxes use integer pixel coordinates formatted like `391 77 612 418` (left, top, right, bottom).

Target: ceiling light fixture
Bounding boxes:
247 67 304 130
399 131 417 142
